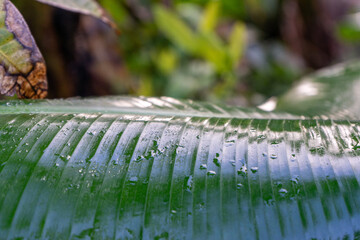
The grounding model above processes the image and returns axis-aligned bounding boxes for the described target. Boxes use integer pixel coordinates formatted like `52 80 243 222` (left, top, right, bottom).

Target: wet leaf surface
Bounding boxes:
1 89 360 238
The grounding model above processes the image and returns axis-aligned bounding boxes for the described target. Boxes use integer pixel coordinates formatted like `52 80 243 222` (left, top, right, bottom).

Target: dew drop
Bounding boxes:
257 135 266 140
185 175 193 192
290 177 299 184
250 167 258 173
213 158 221 167
59 155 71 162
129 176 138 184
225 140 235 147
200 164 207 170
135 155 144 162
270 154 277 159
207 170 216 176
274 181 282 188
279 188 288 197
237 166 247 175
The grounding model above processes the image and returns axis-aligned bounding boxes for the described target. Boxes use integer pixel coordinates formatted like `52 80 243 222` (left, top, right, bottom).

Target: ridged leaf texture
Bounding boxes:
1 62 360 239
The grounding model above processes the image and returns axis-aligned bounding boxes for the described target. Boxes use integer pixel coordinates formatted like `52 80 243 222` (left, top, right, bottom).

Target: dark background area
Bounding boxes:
11 0 360 106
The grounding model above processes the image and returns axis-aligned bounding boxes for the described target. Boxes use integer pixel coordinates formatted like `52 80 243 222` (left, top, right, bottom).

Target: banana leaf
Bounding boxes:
1 62 360 239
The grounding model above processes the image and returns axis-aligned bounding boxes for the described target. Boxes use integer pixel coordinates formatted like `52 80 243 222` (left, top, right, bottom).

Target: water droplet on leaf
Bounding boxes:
279 188 288 197
250 167 258 173
129 176 138 184
200 164 207 170
213 158 221 167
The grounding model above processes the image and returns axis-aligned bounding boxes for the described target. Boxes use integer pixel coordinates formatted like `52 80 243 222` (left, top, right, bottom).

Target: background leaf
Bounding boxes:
154 5 199 55
199 1 220 34
154 5 234 73
0 0 47 99
228 22 246 68
35 0 116 29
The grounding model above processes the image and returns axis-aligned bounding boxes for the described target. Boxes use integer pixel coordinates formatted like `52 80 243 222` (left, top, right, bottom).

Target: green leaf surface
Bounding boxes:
2 62 360 239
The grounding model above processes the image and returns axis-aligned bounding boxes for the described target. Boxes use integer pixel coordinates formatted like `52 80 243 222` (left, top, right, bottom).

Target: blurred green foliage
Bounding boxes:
9 0 360 106
99 0 248 101
98 0 292 104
